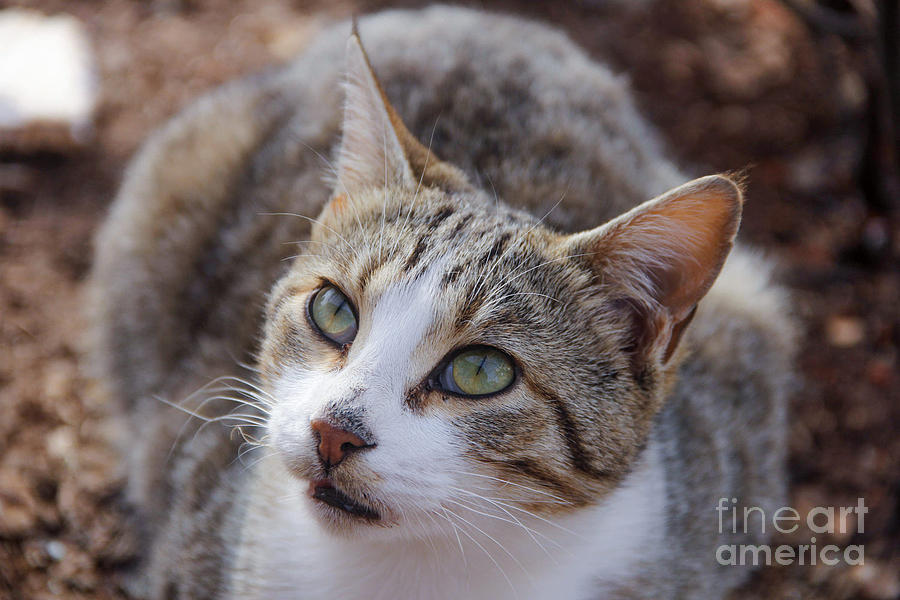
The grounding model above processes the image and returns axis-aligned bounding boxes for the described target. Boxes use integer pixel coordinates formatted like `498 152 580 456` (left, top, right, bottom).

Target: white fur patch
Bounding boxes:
232 436 665 600
251 260 666 599
267 260 462 523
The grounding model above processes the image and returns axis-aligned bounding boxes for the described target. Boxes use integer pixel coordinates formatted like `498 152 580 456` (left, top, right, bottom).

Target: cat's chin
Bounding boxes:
304 477 393 534
309 478 380 520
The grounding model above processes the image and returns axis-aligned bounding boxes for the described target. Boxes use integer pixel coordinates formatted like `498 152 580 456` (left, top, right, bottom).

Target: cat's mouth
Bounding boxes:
308 478 381 521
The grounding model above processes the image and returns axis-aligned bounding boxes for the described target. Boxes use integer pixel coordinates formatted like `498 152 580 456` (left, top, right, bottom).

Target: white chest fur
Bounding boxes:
229 440 665 600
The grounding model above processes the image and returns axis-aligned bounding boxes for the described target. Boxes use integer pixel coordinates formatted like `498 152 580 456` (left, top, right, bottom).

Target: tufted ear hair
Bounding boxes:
330 25 470 204
564 175 743 368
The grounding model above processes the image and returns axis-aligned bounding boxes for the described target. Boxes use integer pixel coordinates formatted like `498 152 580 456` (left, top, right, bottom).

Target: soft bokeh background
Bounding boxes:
0 1 897 598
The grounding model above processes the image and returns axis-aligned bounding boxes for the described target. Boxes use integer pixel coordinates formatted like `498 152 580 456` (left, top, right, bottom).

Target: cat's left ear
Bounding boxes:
564 175 743 368
330 27 470 200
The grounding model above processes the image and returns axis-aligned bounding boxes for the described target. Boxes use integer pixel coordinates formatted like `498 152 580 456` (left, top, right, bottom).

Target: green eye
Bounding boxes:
309 285 358 345
437 346 515 397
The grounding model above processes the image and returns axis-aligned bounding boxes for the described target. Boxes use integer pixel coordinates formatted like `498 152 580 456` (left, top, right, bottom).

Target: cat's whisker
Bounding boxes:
220 387 272 409
485 172 500 210
281 253 327 262
408 510 442 557
173 394 271 428
170 376 258 408
449 491 545 534
231 436 272 468
482 497 588 542
434 507 469 570
160 402 267 462
477 498 568 504
283 238 342 250
203 374 275 401
188 414 269 434
420 508 462 559
378 106 393 263
502 251 602 293
448 479 587 539
234 427 270 448
182 378 272 405
441 500 529 579
206 375 277 405
447 482 568 505
296 138 340 179
439 505 518 595
225 355 262 375
284 236 356 264
167 395 268 427
446 495 558 566
449 487 564 559
243 439 271 454
448 469 573 504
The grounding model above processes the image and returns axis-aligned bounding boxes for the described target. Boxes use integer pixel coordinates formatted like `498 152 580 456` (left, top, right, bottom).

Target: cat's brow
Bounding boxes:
403 210 478 281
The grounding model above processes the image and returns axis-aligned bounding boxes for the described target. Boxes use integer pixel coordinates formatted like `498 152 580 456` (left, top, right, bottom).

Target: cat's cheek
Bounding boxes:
360 414 466 508
266 371 323 477
268 411 311 472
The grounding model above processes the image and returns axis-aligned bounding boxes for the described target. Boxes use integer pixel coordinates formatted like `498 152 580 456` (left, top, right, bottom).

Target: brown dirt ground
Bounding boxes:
1 1 898 598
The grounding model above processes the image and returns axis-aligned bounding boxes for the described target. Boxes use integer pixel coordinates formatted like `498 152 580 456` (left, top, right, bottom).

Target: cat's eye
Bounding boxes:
309 285 358 345
436 346 515 397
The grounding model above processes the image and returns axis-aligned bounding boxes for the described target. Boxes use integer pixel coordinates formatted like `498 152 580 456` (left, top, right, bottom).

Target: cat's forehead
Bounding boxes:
317 191 577 333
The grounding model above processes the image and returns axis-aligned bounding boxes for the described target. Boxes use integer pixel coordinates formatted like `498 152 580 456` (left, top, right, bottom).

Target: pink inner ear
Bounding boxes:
334 35 415 197
624 190 738 321
571 175 742 365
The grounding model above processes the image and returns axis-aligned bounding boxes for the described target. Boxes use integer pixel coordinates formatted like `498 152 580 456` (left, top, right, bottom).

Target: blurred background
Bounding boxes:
0 1 897 598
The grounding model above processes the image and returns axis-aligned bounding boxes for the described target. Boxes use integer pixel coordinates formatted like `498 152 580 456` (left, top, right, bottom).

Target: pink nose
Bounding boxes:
310 419 369 468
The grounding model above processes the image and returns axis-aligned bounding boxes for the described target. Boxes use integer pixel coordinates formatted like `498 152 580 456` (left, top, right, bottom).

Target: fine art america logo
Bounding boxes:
715 497 867 566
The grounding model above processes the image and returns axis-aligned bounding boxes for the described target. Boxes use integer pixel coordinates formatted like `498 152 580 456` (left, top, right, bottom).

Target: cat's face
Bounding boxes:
259 33 741 539
261 184 645 535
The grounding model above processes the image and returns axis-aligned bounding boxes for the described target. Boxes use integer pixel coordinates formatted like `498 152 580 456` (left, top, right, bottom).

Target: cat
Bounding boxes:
88 6 796 599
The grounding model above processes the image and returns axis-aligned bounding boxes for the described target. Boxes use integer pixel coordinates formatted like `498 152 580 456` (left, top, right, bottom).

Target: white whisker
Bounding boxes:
449 487 563 560
440 505 518 595
448 469 573 504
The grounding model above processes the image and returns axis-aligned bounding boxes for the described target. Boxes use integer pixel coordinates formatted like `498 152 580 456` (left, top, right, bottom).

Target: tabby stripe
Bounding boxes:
426 206 454 230
447 212 474 239
545 392 611 480
357 255 381 290
480 231 512 267
441 268 461 288
403 233 430 273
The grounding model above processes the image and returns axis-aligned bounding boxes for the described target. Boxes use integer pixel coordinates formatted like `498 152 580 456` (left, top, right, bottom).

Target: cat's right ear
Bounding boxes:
325 27 470 216
563 175 743 371
332 30 415 198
